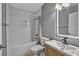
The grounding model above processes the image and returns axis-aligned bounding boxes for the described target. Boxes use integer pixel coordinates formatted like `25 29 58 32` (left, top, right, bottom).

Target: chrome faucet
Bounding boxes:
62 37 68 44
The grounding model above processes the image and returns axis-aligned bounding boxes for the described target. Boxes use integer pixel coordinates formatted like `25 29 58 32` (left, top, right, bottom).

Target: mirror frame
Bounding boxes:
56 7 79 39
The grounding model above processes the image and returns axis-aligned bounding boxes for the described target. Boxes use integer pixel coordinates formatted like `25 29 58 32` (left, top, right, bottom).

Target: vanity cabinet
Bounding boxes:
44 44 64 56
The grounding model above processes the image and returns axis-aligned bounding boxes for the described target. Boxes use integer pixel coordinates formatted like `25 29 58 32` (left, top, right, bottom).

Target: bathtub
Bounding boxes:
7 41 37 56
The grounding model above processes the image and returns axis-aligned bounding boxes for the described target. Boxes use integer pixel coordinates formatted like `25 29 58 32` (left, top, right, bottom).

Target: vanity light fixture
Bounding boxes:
58 5 62 10
55 3 60 9
55 3 62 10
63 3 70 7
55 3 70 10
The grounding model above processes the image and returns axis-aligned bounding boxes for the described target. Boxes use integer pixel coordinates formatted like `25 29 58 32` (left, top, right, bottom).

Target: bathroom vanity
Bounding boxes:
41 38 79 56
44 43 64 56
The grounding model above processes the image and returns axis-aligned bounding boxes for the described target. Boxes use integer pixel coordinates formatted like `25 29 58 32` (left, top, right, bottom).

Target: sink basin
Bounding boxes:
56 41 76 50
64 45 76 54
64 45 76 50
56 41 64 47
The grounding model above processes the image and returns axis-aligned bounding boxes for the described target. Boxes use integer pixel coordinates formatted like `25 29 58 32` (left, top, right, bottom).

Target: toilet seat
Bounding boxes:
31 45 44 51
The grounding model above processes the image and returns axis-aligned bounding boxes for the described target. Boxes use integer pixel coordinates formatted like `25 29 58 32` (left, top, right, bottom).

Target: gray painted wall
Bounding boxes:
41 3 79 47
42 3 56 39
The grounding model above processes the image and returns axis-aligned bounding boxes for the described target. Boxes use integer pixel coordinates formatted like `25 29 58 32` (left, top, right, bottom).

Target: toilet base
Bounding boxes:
31 45 44 56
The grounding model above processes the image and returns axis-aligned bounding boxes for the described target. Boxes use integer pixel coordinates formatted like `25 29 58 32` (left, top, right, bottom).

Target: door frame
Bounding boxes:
0 3 2 56
2 3 7 56
0 3 7 56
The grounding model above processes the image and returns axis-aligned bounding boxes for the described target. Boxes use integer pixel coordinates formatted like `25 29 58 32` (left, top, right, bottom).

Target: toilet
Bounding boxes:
31 45 44 56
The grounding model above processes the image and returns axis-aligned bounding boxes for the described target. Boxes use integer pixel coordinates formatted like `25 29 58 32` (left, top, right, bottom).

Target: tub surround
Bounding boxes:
41 37 79 56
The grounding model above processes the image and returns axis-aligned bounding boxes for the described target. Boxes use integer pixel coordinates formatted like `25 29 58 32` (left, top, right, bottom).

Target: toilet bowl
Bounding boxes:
31 45 44 56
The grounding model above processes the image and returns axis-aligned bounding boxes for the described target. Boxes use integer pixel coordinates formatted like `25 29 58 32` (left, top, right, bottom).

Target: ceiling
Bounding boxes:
10 3 44 13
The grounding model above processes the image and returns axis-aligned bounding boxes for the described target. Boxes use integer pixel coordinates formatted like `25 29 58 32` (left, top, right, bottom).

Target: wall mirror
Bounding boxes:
56 3 79 38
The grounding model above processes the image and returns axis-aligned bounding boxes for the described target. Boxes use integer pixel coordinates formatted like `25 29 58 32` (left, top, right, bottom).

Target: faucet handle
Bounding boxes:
62 38 65 43
62 37 68 44
64 37 68 39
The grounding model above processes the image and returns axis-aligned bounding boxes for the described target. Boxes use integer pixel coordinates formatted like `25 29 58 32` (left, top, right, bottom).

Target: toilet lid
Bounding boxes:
31 45 44 51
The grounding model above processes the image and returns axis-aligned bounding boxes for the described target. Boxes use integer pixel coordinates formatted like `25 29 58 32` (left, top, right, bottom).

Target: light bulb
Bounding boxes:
64 3 70 7
62 3 66 6
55 3 60 9
58 5 62 10
55 3 62 10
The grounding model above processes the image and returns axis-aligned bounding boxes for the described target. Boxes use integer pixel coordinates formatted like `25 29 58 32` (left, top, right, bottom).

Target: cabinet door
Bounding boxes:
56 50 64 56
44 45 57 56
44 44 64 56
